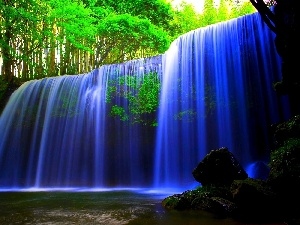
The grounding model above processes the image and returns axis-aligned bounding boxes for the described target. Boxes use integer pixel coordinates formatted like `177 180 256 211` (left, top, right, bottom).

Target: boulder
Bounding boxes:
162 186 236 217
230 178 279 222
192 147 248 186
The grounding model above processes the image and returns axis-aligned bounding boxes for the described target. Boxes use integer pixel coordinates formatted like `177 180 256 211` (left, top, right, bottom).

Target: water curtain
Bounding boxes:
0 56 162 188
0 12 290 190
154 12 290 188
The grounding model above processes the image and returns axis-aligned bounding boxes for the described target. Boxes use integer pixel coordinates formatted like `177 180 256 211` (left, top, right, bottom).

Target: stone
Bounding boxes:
192 147 248 186
230 178 279 222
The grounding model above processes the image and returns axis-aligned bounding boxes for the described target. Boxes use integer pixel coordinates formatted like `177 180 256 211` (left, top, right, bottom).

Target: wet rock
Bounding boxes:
230 178 279 222
272 115 300 148
162 186 236 217
268 115 300 220
192 147 248 186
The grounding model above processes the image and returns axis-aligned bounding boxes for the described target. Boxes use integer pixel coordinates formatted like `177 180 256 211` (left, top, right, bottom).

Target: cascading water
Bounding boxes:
0 11 291 191
153 12 291 189
0 56 162 189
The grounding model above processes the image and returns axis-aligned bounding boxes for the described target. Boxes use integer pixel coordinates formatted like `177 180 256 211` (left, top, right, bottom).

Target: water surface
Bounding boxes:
0 190 285 225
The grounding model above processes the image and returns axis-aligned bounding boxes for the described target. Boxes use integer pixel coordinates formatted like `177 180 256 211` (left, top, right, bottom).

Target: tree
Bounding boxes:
0 0 50 81
237 1 256 16
95 13 170 65
169 2 202 38
0 0 97 80
90 0 174 30
217 0 230 22
201 0 218 25
86 0 174 63
48 0 97 75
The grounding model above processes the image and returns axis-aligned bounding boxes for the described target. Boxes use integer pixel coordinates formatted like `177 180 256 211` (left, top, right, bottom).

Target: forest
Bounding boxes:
0 0 257 83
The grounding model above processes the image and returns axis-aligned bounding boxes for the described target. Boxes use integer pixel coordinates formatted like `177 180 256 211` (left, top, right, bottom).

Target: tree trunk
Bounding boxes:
2 28 13 82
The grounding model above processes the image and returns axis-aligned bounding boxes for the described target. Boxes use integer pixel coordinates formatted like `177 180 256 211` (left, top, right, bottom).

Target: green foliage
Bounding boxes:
110 105 129 121
91 0 174 29
269 138 300 179
237 1 256 16
201 0 218 26
169 0 256 41
136 74 161 114
194 184 232 199
217 0 230 22
96 13 170 65
162 185 232 210
49 0 97 51
174 109 197 122
169 2 202 38
0 0 256 81
106 72 161 126
0 0 51 80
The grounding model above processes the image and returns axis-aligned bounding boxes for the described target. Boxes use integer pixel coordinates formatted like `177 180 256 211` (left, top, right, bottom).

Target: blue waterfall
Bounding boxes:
0 12 290 190
154 12 290 189
0 57 162 189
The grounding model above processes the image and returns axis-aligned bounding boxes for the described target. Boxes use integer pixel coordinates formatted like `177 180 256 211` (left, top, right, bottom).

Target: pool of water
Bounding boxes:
0 189 285 225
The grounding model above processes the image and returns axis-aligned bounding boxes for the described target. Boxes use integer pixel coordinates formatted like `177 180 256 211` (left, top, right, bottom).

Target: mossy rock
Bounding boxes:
162 185 234 216
272 115 300 147
268 138 300 193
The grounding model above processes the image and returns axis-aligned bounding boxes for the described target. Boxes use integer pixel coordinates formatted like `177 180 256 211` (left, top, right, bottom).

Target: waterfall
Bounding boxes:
153 12 290 189
0 12 290 190
0 56 162 189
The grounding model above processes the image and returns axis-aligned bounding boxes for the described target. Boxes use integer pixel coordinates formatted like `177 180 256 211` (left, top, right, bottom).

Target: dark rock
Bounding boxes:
268 115 300 192
272 115 300 148
230 178 279 222
191 196 237 218
267 115 300 220
268 138 300 195
162 193 189 210
162 186 236 217
192 147 248 186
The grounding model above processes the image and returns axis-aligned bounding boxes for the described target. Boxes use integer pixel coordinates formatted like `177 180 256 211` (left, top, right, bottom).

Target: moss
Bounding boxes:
273 115 300 147
269 138 300 182
162 185 233 210
161 195 181 209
